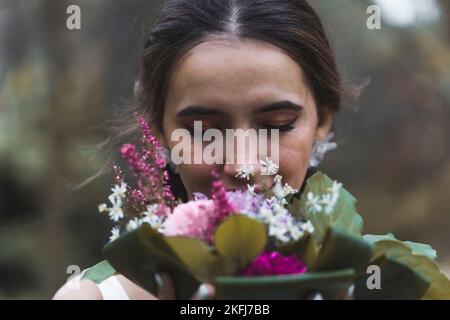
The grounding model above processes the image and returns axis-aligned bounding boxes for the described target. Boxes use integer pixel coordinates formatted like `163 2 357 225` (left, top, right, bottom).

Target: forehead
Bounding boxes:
165 38 310 111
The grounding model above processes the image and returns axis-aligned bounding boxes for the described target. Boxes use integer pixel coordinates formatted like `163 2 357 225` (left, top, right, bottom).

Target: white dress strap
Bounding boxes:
96 275 130 300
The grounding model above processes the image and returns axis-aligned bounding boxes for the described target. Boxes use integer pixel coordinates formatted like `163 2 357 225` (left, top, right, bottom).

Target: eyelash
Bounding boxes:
261 117 298 132
183 117 298 135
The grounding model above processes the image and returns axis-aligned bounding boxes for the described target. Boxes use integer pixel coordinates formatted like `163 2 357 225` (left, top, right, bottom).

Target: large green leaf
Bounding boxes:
311 227 373 274
354 254 431 300
81 260 116 284
164 236 236 283
214 215 267 269
291 172 364 244
103 224 200 299
355 239 450 299
363 234 437 260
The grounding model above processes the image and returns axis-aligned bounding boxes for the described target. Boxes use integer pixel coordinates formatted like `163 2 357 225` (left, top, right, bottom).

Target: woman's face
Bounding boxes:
160 38 332 198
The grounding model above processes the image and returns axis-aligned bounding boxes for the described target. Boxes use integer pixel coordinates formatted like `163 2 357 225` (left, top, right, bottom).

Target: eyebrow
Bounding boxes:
177 100 303 117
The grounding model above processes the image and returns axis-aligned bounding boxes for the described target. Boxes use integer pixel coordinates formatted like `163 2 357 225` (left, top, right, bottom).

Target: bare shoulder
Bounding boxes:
52 278 102 300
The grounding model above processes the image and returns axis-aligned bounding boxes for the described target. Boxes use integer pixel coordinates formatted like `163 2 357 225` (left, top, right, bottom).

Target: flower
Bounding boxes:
109 205 124 222
126 217 142 231
141 214 165 233
109 226 121 242
247 184 256 196
240 251 307 276
98 203 108 213
306 192 322 213
235 164 255 180
162 200 216 243
111 182 127 199
320 193 336 214
260 157 279 176
301 220 315 234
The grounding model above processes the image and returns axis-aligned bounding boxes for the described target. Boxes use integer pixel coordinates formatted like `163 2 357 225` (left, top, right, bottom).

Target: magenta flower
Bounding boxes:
240 251 307 276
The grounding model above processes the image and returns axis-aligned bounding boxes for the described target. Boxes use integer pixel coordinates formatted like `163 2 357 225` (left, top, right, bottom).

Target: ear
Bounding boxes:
315 108 334 140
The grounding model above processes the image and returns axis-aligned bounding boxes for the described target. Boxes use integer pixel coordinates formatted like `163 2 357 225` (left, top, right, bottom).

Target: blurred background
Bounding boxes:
0 0 449 299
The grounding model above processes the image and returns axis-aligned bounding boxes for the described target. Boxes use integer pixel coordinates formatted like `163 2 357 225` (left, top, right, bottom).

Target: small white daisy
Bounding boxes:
126 218 142 231
235 164 255 180
306 192 322 213
108 205 124 222
141 215 165 233
302 220 315 234
98 203 108 213
320 193 336 214
109 226 121 242
260 157 279 176
111 182 127 199
108 194 122 208
247 184 256 196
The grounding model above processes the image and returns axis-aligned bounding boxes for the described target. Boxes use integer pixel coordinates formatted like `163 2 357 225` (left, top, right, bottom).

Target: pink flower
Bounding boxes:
162 200 216 243
240 251 307 276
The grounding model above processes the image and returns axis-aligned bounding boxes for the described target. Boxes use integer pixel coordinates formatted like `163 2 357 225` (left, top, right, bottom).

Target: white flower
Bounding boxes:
108 194 122 208
306 192 322 213
283 184 298 197
320 193 336 214
98 203 108 213
247 184 256 196
269 225 290 243
108 205 124 222
141 215 165 233
143 204 159 216
235 164 255 180
109 226 121 242
260 157 279 176
111 182 127 199
288 224 304 241
272 180 285 200
301 220 315 234
256 207 274 224
328 181 343 197
126 218 142 231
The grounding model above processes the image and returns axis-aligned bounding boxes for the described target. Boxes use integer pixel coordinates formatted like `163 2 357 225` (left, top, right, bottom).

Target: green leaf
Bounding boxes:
292 171 364 244
363 234 437 260
81 260 116 284
164 236 236 283
354 254 431 300
214 215 267 269
103 224 200 299
355 239 450 299
311 227 373 274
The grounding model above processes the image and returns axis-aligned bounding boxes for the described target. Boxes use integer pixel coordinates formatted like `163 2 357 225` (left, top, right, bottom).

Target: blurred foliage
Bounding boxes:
0 0 449 298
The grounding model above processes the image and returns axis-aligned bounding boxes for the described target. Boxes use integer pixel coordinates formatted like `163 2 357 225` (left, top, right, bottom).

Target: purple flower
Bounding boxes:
240 251 307 276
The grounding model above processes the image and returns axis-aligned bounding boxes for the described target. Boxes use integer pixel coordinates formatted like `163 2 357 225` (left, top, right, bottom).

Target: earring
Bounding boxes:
308 132 337 168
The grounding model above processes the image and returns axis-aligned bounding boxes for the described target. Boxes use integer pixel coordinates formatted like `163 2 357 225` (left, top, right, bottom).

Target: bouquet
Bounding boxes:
83 115 450 299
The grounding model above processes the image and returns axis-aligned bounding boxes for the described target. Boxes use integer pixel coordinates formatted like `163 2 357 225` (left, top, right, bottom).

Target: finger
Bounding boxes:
192 283 215 300
156 272 176 300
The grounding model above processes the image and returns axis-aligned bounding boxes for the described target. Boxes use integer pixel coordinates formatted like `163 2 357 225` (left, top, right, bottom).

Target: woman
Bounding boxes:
54 0 345 299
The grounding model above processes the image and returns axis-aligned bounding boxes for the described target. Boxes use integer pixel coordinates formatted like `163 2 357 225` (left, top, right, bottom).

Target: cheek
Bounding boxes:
277 130 315 189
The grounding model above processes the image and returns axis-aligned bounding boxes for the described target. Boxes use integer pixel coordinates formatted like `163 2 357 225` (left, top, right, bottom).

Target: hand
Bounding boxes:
155 272 215 300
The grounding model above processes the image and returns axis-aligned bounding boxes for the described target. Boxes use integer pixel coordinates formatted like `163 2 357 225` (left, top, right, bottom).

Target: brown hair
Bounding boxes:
85 0 344 198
